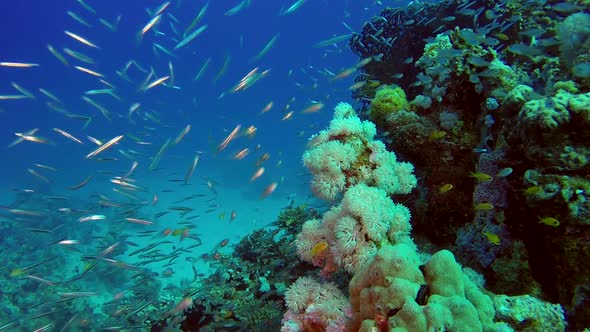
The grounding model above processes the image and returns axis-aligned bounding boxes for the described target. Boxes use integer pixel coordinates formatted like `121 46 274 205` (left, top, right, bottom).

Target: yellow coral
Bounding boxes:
369 85 409 126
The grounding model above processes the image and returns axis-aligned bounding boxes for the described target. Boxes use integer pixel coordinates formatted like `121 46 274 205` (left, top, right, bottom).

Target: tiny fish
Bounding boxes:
483 232 500 245
10 82 35 98
217 124 241 152
125 217 154 225
523 186 542 196
0 62 39 68
250 167 265 182
174 124 191 145
429 130 446 141
469 172 492 182
141 14 162 36
233 148 249 160
301 102 324 113
260 182 278 199
439 184 453 193
174 24 208 50
538 217 559 227
79 214 106 222
281 0 306 15
86 135 124 159
68 174 94 190
474 202 494 211
53 128 83 144
496 167 513 177
74 65 103 77
143 76 170 90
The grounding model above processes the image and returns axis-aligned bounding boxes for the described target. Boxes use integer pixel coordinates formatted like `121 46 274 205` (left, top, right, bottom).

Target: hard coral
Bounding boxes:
349 243 499 332
513 91 590 171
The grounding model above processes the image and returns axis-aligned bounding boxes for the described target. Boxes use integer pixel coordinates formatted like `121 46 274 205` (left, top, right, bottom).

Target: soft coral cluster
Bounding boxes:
296 183 413 275
302 102 416 200
281 276 351 332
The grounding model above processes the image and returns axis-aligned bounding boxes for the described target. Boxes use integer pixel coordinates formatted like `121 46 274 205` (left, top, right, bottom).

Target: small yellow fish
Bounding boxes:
474 202 494 211
439 183 454 193
494 33 509 41
523 186 542 196
469 172 492 182
311 241 328 257
172 228 188 236
539 217 560 227
219 212 226 220
483 232 501 245
10 268 25 277
429 130 446 141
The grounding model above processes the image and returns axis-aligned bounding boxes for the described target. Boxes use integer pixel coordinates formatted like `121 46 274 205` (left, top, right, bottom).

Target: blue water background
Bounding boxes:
0 1 410 314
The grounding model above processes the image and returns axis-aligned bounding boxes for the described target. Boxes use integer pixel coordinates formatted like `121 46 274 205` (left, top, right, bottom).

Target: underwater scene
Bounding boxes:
0 0 589 331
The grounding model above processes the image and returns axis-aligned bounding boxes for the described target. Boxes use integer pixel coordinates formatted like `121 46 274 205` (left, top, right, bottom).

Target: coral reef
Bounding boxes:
347 0 590 327
283 103 567 332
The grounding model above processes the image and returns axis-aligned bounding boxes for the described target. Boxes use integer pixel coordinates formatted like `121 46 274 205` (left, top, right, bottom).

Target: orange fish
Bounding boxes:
244 125 257 137
250 167 265 182
180 228 190 240
302 103 324 113
217 124 241 152
311 241 328 257
233 148 249 160
260 101 273 113
331 67 355 80
172 297 193 313
256 153 270 166
260 182 278 199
